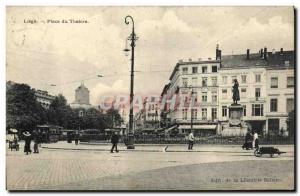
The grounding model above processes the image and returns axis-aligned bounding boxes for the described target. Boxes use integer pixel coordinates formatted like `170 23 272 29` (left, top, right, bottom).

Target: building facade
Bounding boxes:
134 96 161 133
161 58 222 136
161 47 295 136
34 89 56 109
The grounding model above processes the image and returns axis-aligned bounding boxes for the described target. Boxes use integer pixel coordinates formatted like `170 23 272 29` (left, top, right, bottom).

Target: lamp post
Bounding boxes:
124 15 138 149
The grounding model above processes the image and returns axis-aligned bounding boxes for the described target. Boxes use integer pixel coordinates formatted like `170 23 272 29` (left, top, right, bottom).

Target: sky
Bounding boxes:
6 6 294 106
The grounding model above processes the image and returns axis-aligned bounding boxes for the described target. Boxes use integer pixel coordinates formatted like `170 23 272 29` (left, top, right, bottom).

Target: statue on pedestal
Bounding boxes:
232 79 240 104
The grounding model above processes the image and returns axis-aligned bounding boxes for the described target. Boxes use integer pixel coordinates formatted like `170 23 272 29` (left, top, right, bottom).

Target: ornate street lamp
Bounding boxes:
124 15 138 149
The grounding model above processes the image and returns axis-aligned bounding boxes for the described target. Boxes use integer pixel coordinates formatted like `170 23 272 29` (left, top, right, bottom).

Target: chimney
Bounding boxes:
246 49 250 60
188 58 193 62
260 49 263 58
263 47 267 60
216 44 222 60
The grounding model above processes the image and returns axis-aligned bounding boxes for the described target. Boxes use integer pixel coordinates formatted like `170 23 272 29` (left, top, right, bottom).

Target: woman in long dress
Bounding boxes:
23 131 32 155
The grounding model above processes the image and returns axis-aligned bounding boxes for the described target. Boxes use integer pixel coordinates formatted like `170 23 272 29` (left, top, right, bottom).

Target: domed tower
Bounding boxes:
75 82 90 104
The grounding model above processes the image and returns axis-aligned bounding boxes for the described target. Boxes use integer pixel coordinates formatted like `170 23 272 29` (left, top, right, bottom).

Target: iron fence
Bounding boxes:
131 135 294 145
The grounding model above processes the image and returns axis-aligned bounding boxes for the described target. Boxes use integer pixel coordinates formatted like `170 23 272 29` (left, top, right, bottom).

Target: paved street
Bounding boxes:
6 142 294 191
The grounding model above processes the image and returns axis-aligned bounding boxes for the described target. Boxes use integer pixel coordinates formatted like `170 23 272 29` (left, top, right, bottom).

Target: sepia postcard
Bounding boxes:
6 6 295 191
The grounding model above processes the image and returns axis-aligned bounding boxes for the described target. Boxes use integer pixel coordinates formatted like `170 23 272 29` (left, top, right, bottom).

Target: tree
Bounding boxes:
6 83 46 133
48 94 73 128
286 110 295 138
106 108 123 127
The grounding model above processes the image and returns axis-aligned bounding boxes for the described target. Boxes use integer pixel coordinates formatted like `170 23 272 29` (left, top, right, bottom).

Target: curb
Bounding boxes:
41 146 261 153
41 146 161 152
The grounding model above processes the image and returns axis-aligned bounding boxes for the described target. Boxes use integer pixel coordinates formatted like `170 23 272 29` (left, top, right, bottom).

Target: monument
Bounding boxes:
220 79 248 136
229 79 243 127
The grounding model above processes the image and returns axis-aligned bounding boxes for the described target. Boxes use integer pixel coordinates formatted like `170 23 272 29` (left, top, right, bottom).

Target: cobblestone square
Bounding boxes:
6 142 295 190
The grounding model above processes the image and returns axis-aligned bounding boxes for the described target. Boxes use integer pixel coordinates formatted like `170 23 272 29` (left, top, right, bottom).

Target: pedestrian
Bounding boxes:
110 131 119 153
243 129 253 150
253 131 259 149
23 131 32 155
188 131 194 150
74 130 79 145
33 130 39 153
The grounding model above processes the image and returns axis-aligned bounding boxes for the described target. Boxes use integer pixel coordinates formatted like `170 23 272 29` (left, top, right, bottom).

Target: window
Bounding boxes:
202 92 207 102
241 75 247 83
270 98 278 112
286 98 294 113
241 88 247 98
211 77 217 86
243 105 246 116
255 88 260 99
287 77 294 88
271 77 278 88
252 104 264 116
212 93 217 102
255 74 261 83
191 91 198 103
231 76 237 83
212 108 217 120
202 66 207 73
222 89 227 99
192 77 198 86
222 106 227 117
202 77 207 87
182 109 187 120
182 67 188 75
202 108 207 120
192 109 197 119
222 76 227 84
182 78 188 87
192 67 198 74
212 66 218 72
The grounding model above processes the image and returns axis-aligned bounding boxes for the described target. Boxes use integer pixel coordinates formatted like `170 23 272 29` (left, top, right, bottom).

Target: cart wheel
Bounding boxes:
254 149 262 157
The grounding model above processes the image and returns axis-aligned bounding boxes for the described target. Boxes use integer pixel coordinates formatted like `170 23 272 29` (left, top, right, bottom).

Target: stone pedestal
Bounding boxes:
220 104 247 136
228 104 243 127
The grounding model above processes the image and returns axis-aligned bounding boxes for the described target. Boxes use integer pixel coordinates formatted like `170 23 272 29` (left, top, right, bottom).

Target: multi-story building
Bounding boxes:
34 89 56 109
161 47 295 136
161 53 222 136
6 81 56 109
133 96 161 133
265 49 295 136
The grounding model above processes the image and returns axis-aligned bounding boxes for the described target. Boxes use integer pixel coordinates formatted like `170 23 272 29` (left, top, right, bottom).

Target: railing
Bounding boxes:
132 135 294 145
78 134 294 145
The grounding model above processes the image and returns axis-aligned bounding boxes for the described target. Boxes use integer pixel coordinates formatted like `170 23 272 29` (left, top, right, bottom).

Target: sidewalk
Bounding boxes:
41 141 294 153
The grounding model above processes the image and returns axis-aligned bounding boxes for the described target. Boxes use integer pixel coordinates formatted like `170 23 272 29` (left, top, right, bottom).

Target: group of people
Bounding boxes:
22 130 41 155
20 129 259 154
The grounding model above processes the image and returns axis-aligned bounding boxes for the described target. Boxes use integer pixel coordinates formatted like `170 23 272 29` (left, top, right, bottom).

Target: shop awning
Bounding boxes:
178 125 216 130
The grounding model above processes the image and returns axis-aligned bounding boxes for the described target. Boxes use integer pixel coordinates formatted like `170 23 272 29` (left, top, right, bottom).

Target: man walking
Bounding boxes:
188 131 194 150
111 131 119 153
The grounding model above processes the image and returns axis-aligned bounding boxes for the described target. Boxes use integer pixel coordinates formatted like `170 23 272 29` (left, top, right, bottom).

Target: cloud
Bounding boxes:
90 79 129 105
